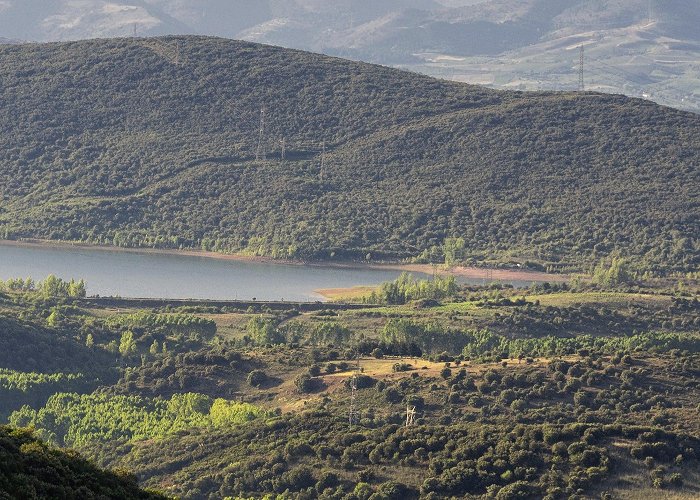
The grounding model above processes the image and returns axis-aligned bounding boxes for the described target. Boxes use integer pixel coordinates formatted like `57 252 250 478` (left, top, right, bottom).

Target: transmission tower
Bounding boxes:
319 140 326 181
256 107 266 161
142 39 183 66
348 355 361 427
349 373 359 426
578 45 585 92
280 137 286 160
405 405 417 427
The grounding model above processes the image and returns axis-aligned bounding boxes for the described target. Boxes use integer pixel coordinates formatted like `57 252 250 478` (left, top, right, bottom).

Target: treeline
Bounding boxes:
229 312 700 362
105 347 255 399
0 369 84 393
460 330 700 362
0 369 92 420
0 314 115 374
499 299 700 337
0 274 86 298
9 392 270 448
81 311 217 361
0 297 223 378
355 318 700 360
364 273 458 305
106 311 217 338
245 317 353 347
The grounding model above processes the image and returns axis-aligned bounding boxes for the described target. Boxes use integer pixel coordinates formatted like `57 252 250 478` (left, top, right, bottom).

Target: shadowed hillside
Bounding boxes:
0 426 165 499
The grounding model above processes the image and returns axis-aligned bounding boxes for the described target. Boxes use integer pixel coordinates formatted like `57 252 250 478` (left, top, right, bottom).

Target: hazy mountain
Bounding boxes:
0 0 439 40
0 0 697 112
397 0 700 113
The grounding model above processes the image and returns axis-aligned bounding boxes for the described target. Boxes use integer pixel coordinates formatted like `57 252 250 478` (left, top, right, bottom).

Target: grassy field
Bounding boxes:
527 291 673 308
315 286 378 302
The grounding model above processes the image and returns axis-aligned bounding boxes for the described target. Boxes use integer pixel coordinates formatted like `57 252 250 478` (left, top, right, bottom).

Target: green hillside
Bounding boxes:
0 425 165 499
0 36 697 272
1 278 699 498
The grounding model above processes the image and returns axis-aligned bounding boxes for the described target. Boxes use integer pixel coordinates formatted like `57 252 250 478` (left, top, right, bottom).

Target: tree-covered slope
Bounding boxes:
0 313 113 374
0 36 697 271
0 426 164 499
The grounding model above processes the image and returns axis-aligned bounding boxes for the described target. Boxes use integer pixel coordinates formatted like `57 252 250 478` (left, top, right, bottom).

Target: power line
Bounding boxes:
255 106 266 161
319 140 326 181
141 39 183 66
579 44 585 91
405 405 416 427
349 373 358 426
349 355 361 427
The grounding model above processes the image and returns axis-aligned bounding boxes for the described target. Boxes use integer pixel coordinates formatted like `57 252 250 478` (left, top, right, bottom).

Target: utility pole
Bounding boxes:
319 140 326 181
405 405 416 427
349 354 361 427
349 373 358 426
579 44 585 92
256 107 266 161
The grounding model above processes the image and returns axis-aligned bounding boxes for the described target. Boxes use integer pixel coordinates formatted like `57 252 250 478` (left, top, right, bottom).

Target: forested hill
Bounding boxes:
0 426 164 498
0 36 697 272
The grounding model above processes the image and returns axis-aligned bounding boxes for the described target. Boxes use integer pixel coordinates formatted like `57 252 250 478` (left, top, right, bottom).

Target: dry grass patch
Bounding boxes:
315 286 377 302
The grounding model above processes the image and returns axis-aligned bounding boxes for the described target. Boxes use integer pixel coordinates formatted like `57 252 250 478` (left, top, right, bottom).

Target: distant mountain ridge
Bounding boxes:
0 36 697 272
0 0 697 113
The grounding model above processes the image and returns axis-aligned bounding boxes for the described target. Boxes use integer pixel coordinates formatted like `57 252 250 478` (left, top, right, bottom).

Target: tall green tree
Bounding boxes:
443 237 466 267
119 331 137 358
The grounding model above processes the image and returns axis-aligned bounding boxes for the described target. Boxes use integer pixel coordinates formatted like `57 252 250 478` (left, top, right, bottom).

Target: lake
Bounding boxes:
0 243 542 301
0 243 434 301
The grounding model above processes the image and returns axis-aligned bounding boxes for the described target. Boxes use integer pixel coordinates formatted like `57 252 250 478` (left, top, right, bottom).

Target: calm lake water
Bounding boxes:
0 243 432 301
0 243 539 301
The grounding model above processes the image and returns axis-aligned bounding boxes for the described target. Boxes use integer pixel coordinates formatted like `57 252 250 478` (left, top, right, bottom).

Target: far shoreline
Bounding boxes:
0 238 568 283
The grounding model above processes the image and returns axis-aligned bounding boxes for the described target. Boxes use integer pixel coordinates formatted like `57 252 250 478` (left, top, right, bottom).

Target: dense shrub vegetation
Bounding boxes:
1 272 699 498
10 392 269 448
1 32 698 498
0 274 86 297
0 426 164 499
364 273 458 305
0 313 114 374
0 369 91 420
0 37 697 271
112 405 700 499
